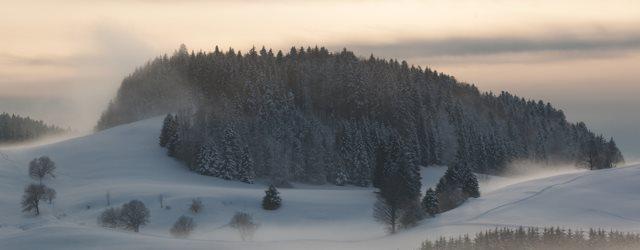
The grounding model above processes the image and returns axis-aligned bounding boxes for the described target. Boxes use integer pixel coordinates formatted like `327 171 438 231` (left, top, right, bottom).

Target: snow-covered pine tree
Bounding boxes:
166 121 181 157
220 127 240 180
435 166 463 212
372 142 387 189
262 185 282 210
159 114 175 147
334 168 347 186
237 145 255 184
301 124 326 184
422 188 439 217
462 170 480 198
351 129 372 187
398 149 422 203
196 140 220 176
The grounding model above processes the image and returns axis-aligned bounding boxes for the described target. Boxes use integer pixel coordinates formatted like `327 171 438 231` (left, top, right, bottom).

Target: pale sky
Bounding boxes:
1 0 639 158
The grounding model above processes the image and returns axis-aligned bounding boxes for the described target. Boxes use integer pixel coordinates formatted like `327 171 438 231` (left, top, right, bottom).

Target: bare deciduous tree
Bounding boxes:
229 212 258 241
119 200 150 232
28 156 56 184
373 197 399 234
21 184 55 216
170 215 196 238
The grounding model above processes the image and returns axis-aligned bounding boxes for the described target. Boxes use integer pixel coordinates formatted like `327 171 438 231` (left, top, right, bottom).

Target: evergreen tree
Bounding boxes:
196 141 220 176
220 127 241 180
422 188 439 217
159 114 175 147
462 171 480 198
372 142 387 189
399 199 423 229
166 115 181 157
262 185 282 210
237 145 255 184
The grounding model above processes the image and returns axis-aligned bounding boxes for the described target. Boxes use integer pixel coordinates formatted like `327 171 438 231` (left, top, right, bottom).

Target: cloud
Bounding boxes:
345 28 640 63
0 53 81 67
0 22 157 131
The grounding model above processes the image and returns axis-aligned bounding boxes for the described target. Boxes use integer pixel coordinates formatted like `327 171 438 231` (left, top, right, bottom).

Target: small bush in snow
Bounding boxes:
99 207 122 228
170 215 196 238
190 198 203 214
261 185 281 210
229 212 258 241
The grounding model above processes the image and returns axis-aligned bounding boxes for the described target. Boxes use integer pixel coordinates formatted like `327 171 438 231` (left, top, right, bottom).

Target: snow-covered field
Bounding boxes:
0 117 638 250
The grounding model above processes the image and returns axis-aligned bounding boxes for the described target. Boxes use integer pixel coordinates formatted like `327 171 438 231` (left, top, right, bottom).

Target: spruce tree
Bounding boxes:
237 145 255 184
372 142 387 189
196 141 219 176
422 188 439 217
159 114 174 147
220 127 240 180
462 171 480 198
262 185 282 210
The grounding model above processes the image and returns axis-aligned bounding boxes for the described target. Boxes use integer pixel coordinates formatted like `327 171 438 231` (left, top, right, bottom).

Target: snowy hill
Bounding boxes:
0 117 638 250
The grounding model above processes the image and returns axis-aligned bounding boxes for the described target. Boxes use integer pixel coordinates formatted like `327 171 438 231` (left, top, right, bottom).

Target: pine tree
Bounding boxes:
422 188 439 217
237 145 255 184
399 199 423 229
372 142 387 189
220 127 240 180
462 171 480 198
262 185 282 210
435 166 464 212
196 141 219 176
165 115 180 157
159 114 175 147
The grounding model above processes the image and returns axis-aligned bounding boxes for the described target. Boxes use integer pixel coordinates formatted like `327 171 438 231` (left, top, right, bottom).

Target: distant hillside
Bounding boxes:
0 112 65 143
97 45 623 185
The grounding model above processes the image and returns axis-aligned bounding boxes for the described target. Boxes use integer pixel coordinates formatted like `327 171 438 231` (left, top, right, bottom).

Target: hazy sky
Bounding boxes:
1 0 638 158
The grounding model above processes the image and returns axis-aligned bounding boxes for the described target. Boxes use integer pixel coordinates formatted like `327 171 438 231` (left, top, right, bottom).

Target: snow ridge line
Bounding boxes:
463 172 594 222
463 166 633 223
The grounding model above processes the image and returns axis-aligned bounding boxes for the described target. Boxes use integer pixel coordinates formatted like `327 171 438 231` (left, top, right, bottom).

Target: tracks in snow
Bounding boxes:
462 171 594 223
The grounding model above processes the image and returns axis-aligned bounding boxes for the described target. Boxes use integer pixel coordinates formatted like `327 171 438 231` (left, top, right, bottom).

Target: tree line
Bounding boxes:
102 45 623 186
0 113 65 143
420 227 640 250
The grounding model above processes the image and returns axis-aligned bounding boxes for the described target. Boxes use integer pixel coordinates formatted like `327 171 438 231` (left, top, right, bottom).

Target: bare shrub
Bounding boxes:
229 212 258 241
189 198 203 214
99 207 122 228
170 215 196 238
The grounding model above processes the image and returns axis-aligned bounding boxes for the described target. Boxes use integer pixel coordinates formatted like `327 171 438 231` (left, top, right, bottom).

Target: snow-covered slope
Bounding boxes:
0 117 638 250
